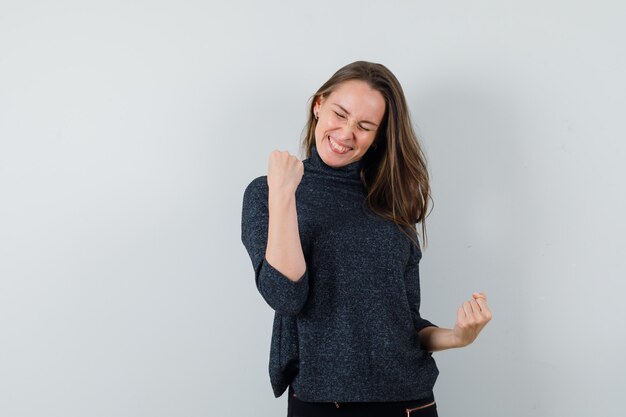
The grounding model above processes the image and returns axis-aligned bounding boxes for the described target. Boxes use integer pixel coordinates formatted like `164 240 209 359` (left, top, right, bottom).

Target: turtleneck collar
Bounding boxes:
305 144 363 181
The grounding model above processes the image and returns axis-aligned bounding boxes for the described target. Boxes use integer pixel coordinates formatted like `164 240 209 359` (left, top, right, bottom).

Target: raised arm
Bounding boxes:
240 151 309 316
265 150 306 282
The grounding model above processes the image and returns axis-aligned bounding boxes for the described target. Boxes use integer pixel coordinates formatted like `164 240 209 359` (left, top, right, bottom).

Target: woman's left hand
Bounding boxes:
451 292 493 347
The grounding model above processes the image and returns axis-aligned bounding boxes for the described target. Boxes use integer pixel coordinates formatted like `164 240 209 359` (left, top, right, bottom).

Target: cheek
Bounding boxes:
315 118 333 138
321 116 341 132
358 131 377 143
314 121 325 142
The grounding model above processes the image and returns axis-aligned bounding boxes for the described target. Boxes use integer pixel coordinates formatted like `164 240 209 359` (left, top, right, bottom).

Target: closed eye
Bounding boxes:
334 111 346 119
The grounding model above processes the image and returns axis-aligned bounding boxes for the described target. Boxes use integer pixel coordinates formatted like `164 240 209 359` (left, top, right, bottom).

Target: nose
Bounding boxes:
339 118 357 139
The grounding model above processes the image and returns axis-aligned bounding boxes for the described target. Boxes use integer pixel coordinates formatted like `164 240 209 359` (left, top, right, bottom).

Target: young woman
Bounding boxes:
241 61 492 416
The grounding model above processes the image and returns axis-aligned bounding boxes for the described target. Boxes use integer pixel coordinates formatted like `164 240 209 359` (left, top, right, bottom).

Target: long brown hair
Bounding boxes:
300 61 432 248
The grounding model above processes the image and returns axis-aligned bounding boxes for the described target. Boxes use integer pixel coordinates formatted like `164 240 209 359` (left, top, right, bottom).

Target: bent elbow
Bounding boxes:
256 258 309 316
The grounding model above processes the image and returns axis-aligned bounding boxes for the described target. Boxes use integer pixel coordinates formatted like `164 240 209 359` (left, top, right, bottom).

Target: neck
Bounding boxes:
307 144 363 180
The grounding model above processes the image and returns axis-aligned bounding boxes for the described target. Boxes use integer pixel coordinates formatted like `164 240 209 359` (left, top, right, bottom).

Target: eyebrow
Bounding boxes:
333 103 379 127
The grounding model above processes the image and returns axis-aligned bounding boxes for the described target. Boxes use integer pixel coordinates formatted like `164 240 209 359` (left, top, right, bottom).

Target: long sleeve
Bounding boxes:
405 237 438 332
241 177 309 316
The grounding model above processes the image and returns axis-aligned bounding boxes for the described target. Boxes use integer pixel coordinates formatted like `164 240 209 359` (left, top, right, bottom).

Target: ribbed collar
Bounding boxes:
305 144 363 181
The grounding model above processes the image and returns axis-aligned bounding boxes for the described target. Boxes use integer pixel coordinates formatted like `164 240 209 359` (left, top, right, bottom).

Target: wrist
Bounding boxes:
420 327 467 351
450 328 474 348
441 328 466 349
269 187 296 201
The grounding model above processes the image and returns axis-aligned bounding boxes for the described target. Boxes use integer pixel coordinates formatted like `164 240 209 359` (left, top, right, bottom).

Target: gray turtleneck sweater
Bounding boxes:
240 145 439 403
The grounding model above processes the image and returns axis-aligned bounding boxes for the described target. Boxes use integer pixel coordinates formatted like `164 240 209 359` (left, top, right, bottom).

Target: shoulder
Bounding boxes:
244 175 267 193
243 175 268 204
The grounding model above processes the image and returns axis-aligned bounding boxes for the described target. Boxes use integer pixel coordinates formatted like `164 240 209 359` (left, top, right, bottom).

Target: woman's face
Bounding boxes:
313 79 386 168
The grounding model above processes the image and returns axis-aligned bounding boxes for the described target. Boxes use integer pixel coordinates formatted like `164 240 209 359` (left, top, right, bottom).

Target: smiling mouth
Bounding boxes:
328 136 352 153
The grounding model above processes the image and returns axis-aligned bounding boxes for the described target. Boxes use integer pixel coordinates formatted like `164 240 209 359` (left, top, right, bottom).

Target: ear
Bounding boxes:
313 95 325 115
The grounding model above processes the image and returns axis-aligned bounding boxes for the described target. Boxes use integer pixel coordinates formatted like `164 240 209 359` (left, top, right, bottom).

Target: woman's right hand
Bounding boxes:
264 150 307 286
267 150 304 195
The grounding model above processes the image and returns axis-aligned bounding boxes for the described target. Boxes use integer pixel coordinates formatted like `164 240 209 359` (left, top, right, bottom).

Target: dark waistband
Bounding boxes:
287 385 436 410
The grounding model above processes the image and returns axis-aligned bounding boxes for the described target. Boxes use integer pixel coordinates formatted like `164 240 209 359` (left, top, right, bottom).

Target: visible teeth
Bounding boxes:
329 137 350 153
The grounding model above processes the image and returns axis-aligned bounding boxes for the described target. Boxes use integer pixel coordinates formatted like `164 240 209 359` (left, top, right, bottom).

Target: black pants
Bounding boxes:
287 385 438 417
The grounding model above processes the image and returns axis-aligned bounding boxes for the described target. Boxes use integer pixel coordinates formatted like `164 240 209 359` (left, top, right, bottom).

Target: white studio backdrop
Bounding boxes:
1 1 624 416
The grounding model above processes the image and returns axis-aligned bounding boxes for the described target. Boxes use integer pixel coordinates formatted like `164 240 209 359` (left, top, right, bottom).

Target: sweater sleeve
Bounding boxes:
405 237 438 332
241 177 309 316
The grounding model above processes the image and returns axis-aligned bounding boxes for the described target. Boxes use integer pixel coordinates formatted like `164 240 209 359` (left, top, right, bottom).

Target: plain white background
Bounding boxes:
1 1 624 416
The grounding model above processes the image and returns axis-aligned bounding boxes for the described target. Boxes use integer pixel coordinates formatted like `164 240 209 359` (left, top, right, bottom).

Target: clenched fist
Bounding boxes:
267 150 304 195
452 292 493 347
